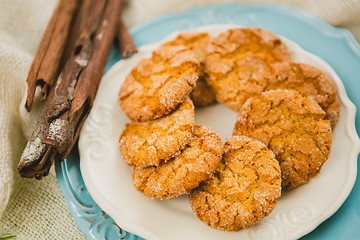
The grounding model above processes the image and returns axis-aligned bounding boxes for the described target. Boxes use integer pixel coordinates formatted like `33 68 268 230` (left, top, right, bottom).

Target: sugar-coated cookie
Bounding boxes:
119 45 200 121
119 97 194 167
268 62 340 129
204 27 291 111
233 89 332 190
189 135 281 231
162 32 217 107
132 125 223 199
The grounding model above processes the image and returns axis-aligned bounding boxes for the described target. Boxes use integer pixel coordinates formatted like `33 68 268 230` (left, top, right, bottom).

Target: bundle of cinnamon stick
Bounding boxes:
19 0 137 179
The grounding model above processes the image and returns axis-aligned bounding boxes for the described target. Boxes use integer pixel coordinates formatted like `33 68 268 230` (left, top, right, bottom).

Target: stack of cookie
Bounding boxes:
161 32 217 107
118 42 224 200
202 27 337 190
117 27 340 232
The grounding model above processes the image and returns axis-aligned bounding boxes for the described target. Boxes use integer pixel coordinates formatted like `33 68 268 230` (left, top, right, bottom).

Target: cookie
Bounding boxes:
189 77 217 107
268 62 340 129
233 89 332 190
118 45 200 121
162 32 217 107
204 27 291 111
119 97 195 167
132 125 223 199
162 32 210 64
189 135 281 231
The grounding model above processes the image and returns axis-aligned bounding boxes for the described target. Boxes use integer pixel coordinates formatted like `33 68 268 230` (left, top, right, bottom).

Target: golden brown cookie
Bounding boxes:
119 97 195 168
132 125 223 199
204 27 291 111
189 135 281 231
268 62 340 129
162 32 210 64
118 45 200 121
162 32 217 107
233 89 332 190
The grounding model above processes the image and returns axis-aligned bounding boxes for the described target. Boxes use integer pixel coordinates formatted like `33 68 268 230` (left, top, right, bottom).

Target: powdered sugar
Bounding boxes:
20 137 47 164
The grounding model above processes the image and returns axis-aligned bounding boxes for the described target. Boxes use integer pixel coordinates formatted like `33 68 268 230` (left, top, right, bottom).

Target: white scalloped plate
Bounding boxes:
79 24 360 240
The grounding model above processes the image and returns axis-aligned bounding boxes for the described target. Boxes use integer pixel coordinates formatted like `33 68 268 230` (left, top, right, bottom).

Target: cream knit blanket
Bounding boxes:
0 0 359 238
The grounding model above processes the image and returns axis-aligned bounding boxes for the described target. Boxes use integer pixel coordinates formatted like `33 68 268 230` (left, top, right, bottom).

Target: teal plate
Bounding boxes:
56 3 360 240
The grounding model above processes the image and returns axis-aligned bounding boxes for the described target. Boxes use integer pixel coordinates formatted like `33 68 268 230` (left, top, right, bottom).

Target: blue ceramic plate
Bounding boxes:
56 3 360 240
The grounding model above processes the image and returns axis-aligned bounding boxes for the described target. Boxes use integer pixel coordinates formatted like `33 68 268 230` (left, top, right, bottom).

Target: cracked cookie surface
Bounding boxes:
204 27 291 111
233 89 332 190
162 32 217 107
118 45 200 121
132 125 223 199
119 97 194 168
189 135 281 231
268 62 340 129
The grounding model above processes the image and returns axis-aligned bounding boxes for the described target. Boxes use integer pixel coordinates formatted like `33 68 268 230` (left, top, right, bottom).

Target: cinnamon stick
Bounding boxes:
116 17 138 58
63 0 123 158
19 0 102 178
25 0 79 112
19 0 129 179
62 0 92 66
115 0 137 58
18 0 91 178
18 106 51 179
43 0 109 155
